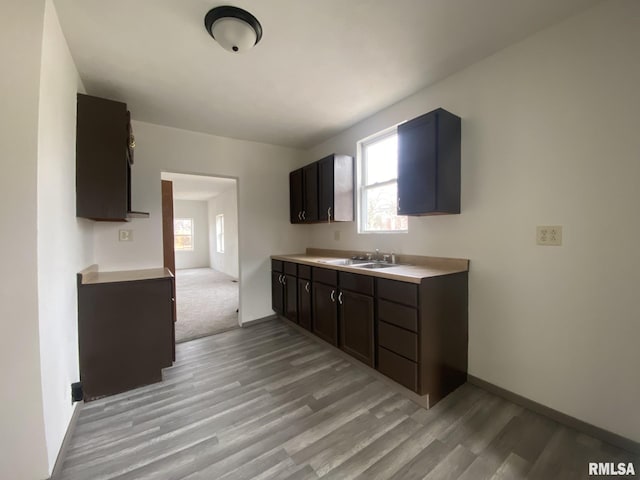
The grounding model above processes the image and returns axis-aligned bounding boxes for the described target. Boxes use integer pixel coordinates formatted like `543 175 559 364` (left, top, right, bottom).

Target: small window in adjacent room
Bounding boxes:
358 128 408 233
216 214 225 253
174 218 194 251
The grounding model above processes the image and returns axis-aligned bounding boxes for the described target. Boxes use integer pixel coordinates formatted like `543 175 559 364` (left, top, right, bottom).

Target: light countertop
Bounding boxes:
78 265 174 285
272 248 469 284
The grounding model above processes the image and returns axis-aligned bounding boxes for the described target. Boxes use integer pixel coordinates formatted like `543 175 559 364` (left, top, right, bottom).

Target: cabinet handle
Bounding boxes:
305 282 310 293
282 276 286 285
302 210 306 221
327 207 331 224
128 134 136 149
398 197 401 211
278 274 284 284
338 291 343 304
330 289 335 302
297 211 301 221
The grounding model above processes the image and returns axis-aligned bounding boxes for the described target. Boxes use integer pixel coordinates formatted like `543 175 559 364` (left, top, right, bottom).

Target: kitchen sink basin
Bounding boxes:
353 262 396 269
320 258 370 266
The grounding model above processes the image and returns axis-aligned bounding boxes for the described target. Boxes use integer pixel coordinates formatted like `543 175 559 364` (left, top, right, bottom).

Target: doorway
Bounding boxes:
161 172 240 343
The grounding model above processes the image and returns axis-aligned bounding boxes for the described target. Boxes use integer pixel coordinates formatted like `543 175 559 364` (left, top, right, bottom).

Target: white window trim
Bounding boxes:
216 214 225 253
174 217 194 251
357 126 408 234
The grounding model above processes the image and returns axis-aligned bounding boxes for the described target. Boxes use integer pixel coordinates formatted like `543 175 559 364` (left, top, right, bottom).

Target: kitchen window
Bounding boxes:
174 218 194 251
358 128 408 233
216 214 224 253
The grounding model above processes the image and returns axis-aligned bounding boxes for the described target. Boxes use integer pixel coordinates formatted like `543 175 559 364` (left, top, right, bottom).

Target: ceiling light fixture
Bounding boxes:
204 6 263 54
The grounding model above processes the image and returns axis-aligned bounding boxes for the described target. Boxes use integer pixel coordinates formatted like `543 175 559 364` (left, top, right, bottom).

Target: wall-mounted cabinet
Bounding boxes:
289 154 353 224
76 93 148 221
397 108 461 216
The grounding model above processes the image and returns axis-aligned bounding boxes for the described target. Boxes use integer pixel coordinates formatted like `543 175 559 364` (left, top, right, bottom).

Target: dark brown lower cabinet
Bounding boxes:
77 274 174 401
284 274 297 322
298 278 312 330
338 289 374 367
312 282 338 346
271 271 284 315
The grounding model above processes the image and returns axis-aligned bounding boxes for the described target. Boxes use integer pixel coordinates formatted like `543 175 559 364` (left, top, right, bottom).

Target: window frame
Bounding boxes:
216 214 225 253
174 217 194 251
357 127 408 234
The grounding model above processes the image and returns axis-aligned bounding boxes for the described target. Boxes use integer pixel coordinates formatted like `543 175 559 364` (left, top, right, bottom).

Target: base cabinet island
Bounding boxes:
77 265 175 401
271 249 469 407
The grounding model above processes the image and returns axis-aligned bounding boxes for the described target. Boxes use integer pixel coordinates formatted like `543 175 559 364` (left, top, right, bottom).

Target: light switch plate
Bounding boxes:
119 229 133 242
537 225 562 246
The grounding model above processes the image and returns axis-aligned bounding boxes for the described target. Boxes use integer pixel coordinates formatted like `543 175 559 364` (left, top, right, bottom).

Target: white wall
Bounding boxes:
174 200 210 269
303 0 640 442
0 1 50 479
36 0 94 473
93 122 305 323
208 187 239 278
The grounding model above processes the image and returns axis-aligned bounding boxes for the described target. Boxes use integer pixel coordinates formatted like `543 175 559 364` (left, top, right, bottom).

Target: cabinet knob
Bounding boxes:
330 289 335 302
128 134 136 149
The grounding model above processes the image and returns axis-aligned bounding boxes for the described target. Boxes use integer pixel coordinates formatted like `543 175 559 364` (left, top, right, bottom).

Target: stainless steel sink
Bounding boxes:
319 258 370 266
353 262 396 269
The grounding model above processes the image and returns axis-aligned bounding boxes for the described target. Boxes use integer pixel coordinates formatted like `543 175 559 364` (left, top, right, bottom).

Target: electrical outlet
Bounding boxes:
119 229 133 242
537 225 562 246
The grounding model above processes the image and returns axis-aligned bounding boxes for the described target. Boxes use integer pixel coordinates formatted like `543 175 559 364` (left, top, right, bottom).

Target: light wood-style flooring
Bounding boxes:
57 319 638 480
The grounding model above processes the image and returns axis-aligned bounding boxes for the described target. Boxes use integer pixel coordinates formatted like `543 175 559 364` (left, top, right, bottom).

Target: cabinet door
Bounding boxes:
284 274 298 322
312 282 338 346
318 155 334 221
271 272 284 315
398 112 437 215
298 278 312 330
289 169 304 223
339 290 375 367
303 163 319 222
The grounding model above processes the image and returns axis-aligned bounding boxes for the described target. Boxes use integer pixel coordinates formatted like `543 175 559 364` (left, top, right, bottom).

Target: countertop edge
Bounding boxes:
271 254 469 284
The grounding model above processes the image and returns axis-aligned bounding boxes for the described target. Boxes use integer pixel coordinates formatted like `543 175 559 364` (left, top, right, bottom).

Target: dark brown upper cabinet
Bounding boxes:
318 154 353 222
76 93 149 221
289 163 319 223
397 108 461 216
289 154 353 224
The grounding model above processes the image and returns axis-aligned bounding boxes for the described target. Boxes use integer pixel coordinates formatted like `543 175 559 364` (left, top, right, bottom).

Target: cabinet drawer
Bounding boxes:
284 262 297 276
271 259 283 272
298 265 312 280
377 278 418 307
379 321 418 361
378 299 418 332
339 271 374 296
378 347 418 392
313 267 337 286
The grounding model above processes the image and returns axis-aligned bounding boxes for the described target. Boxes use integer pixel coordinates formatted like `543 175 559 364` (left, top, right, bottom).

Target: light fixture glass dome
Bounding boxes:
204 6 263 54
211 17 257 53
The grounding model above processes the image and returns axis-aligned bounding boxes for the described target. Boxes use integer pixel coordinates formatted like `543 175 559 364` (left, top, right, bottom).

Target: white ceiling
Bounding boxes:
55 0 599 148
161 172 236 201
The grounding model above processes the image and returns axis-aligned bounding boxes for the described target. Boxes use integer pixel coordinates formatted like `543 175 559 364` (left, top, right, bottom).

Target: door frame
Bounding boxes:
160 171 242 327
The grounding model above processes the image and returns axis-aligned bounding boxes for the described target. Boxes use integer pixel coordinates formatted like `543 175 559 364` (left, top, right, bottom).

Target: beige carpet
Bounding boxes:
174 268 239 343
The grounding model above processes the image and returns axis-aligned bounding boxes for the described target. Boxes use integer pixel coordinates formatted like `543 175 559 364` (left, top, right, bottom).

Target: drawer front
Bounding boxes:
377 278 418 307
378 299 418 332
271 259 283 273
378 347 418 392
379 321 418 361
338 271 374 296
298 264 312 280
284 262 297 276
313 267 338 286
